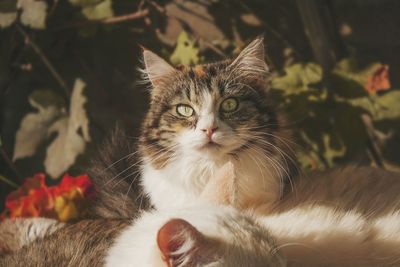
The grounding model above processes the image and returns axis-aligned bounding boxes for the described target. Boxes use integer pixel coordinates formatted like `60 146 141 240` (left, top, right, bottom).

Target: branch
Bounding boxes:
16 25 70 98
52 9 149 31
101 9 149 24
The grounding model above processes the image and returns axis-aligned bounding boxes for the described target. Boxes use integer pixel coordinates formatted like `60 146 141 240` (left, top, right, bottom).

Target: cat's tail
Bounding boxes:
87 125 150 219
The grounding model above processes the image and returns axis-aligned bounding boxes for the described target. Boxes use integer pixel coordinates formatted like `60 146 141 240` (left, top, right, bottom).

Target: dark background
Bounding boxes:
1 0 400 212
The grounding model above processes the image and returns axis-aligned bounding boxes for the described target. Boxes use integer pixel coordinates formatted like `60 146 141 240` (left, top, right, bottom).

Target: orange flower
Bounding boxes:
2 173 95 222
365 64 391 94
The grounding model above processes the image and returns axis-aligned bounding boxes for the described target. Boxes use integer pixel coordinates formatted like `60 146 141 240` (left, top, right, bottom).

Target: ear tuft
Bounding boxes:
143 50 176 86
229 36 269 78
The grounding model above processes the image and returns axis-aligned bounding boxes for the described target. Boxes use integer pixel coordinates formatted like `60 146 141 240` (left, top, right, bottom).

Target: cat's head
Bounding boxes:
139 37 287 167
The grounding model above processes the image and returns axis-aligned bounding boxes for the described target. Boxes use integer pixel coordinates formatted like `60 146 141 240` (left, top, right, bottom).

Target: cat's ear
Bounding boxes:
229 36 269 77
200 161 236 206
157 219 218 266
143 49 176 86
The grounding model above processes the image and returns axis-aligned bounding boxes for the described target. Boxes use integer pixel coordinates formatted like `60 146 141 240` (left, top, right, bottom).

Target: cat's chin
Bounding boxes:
193 141 225 156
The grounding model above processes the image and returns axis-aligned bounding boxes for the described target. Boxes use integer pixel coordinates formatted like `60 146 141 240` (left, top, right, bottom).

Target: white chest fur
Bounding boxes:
141 150 282 210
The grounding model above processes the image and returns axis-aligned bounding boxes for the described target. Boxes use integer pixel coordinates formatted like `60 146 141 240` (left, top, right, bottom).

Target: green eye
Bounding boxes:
176 104 194 117
221 98 238 113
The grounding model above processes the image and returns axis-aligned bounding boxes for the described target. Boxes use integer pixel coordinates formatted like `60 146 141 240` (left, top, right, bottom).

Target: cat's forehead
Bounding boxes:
171 62 239 104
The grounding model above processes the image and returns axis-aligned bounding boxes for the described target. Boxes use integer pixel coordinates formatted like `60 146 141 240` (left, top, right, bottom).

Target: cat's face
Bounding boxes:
140 37 281 167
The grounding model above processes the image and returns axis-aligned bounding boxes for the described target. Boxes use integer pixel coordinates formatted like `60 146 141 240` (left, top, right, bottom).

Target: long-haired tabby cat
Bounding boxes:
2 36 400 267
4 163 400 267
85 36 296 220
139 36 297 211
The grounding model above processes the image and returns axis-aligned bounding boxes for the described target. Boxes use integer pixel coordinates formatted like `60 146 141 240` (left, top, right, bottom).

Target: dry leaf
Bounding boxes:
45 79 91 178
81 0 113 20
13 95 65 161
0 0 17 28
17 0 47 29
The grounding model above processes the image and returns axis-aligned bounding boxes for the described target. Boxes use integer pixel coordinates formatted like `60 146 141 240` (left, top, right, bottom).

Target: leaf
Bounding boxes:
321 133 346 167
347 90 400 121
17 0 48 29
170 31 200 66
44 79 91 178
13 91 65 161
69 0 103 6
331 58 383 98
0 13 16 28
271 63 322 96
81 0 113 20
365 64 391 94
0 0 17 28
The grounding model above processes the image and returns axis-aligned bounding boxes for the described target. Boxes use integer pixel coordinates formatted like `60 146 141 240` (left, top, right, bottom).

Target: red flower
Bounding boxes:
2 173 96 222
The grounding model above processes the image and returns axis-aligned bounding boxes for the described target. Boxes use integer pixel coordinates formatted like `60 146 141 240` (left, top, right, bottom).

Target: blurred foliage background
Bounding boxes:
1 0 400 212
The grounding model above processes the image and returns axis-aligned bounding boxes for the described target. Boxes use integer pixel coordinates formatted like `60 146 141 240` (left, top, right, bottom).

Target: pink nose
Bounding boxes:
202 126 218 139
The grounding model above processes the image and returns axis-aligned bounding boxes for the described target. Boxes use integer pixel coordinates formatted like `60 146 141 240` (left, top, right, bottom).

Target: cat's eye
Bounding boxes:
220 98 239 113
176 104 194 117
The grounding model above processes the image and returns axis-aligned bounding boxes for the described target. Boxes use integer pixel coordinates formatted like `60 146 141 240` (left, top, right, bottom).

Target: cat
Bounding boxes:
138 36 297 212
0 219 130 267
0 217 64 255
0 170 286 267
204 162 400 267
105 203 285 267
8 163 400 267
76 36 294 220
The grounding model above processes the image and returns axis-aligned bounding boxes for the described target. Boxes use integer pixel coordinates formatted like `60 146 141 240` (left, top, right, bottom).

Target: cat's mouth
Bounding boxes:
199 141 222 150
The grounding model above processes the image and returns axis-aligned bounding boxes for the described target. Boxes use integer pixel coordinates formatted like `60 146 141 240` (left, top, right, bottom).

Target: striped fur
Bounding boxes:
139 37 297 210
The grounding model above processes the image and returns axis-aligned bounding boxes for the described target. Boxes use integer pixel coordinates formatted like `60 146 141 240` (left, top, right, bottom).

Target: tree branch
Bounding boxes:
16 25 70 98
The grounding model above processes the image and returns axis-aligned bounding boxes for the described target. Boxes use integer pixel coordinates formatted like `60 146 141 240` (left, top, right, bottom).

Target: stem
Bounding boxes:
0 175 19 189
16 25 70 98
0 147 23 184
52 9 149 31
101 9 149 24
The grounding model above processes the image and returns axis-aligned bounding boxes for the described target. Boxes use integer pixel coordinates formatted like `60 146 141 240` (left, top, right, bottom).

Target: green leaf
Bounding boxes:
321 133 346 167
69 0 103 6
44 79 91 178
271 63 322 96
170 31 200 66
347 90 400 121
81 0 113 20
18 0 48 29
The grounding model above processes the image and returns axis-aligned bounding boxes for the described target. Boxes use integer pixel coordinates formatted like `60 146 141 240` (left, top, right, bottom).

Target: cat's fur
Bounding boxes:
105 204 285 267
0 219 130 267
86 126 150 219
0 218 64 255
0 206 286 267
139 36 297 211
206 163 400 266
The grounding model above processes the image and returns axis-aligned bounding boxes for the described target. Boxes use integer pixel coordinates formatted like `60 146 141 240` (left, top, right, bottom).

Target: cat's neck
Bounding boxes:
141 149 284 210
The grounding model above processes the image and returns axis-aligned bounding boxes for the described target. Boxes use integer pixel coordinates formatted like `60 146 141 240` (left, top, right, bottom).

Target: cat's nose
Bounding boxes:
202 126 218 139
